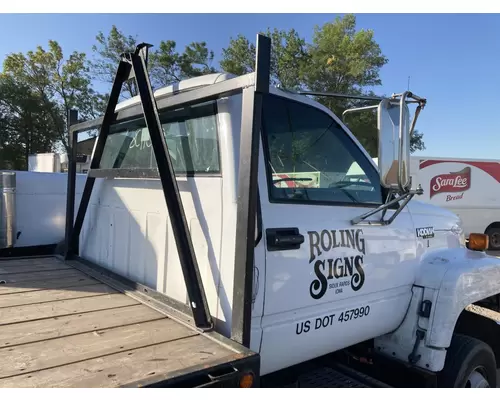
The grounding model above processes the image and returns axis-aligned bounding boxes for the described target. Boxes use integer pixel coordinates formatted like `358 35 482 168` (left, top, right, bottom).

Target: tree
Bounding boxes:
149 40 217 88
91 25 139 98
0 74 59 169
306 16 426 155
302 15 386 156
410 129 425 153
3 40 100 153
220 34 254 76
220 28 309 89
220 15 425 155
91 25 218 97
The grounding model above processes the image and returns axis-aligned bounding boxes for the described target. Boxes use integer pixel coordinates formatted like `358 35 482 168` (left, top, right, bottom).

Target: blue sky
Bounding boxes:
1 13 499 160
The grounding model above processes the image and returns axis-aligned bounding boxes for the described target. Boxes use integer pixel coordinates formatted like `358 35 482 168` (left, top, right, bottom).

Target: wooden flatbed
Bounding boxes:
0 256 249 388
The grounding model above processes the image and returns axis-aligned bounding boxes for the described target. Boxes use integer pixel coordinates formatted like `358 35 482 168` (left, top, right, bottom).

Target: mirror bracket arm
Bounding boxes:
351 185 423 226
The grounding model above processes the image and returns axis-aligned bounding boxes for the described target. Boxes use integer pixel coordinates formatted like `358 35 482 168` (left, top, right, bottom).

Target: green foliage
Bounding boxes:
305 15 387 93
0 74 59 169
220 34 254 77
303 15 389 157
220 14 425 155
149 40 217 88
3 40 99 153
91 25 139 98
92 25 217 96
221 28 309 89
410 129 426 153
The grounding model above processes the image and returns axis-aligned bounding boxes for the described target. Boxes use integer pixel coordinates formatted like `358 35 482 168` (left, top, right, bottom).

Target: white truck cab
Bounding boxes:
3 35 500 388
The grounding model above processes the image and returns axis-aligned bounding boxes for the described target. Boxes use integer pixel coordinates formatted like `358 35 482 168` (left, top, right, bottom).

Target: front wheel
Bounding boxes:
438 334 496 388
485 227 500 251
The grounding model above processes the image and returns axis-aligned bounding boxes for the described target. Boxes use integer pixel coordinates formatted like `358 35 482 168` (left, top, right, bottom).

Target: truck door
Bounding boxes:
257 92 418 375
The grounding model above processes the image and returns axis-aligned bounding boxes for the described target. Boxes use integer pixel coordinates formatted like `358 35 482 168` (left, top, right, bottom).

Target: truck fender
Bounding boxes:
418 248 500 349
375 248 500 372
374 285 447 372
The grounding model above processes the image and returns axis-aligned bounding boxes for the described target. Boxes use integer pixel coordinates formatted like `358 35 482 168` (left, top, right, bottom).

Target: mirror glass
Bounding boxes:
377 98 411 190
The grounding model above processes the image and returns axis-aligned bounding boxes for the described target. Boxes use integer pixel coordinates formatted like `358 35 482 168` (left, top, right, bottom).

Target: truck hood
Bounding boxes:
407 198 460 222
407 198 465 245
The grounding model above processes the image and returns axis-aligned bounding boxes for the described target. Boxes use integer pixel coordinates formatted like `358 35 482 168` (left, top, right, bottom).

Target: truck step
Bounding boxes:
284 363 392 388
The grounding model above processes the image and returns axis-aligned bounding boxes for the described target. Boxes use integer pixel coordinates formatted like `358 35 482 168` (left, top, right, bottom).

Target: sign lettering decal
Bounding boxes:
296 305 371 335
430 167 471 199
307 228 366 300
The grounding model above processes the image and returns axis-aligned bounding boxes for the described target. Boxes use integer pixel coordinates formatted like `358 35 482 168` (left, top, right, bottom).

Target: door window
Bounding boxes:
261 94 383 206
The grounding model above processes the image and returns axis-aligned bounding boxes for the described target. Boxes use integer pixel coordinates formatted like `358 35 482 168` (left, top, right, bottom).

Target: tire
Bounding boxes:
485 227 500 251
437 334 496 388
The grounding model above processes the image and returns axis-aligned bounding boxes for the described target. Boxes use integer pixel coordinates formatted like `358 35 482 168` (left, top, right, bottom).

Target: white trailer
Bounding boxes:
2 35 500 388
409 156 500 250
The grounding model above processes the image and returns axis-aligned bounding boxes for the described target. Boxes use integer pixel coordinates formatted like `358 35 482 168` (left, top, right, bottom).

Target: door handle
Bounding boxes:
266 228 305 251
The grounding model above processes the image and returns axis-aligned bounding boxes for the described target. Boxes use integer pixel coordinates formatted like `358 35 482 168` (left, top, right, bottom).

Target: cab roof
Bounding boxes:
115 73 237 112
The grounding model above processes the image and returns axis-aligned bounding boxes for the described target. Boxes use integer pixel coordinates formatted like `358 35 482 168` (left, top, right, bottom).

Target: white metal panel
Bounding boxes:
14 171 86 247
416 247 500 349
79 176 224 326
259 284 412 375
374 286 447 372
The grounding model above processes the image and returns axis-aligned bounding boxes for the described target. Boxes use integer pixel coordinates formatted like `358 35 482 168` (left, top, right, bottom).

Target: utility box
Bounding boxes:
28 153 61 173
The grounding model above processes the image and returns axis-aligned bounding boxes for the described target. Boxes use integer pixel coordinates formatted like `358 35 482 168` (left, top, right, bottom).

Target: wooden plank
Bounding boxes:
0 305 164 348
0 263 71 275
0 284 117 308
0 294 138 325
0 275 100 295
0 318 196 379
0 269 87 285
0 335 234 388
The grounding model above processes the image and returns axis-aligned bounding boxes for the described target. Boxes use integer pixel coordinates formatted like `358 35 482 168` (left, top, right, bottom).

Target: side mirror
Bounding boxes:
377 95 411 192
